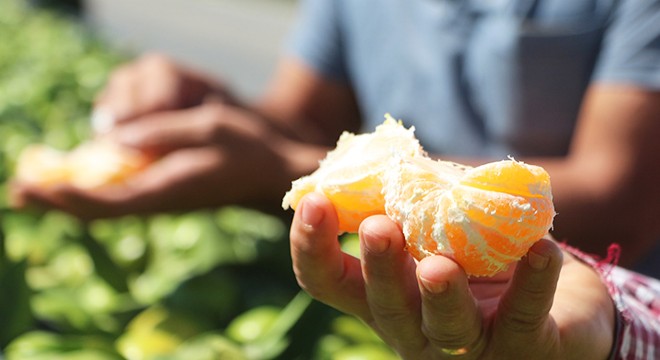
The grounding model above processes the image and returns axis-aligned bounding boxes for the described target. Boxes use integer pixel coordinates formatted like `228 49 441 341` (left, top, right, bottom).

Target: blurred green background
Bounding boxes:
0 1 398 359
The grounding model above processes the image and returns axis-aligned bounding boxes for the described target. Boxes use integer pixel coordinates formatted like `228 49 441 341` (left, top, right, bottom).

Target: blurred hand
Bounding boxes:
10 102 305 219
290 193 615 360
93 53 237 131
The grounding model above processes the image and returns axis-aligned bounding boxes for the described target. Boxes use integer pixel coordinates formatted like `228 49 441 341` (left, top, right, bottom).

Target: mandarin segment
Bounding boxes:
386 159 556 276
282 115 425 233
16 140 151 189
460 159 552 199
283 117 556 276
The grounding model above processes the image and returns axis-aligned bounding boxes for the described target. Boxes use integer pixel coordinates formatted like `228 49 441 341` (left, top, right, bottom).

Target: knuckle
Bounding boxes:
199 104 229 137
500 307 546 334
201 102 227 117
140 52 174 69
505 284 553 329
109 65 134 85
369 301 414 324
290 229 324 260
420 321 472 348
292 271 326 300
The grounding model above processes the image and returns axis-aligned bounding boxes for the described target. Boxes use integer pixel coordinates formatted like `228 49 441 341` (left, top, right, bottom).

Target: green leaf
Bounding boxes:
0 259 34 348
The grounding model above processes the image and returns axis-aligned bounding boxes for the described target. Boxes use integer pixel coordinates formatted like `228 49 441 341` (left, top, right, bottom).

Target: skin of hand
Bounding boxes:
9 55 355 219
290 192 616 360
9 102 329 219
93 53 240 124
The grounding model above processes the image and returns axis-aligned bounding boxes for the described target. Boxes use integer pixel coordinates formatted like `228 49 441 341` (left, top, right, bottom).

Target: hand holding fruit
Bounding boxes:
286 119 614 359
10 54 295 219
289 193 615 360
10 103 298 219
283 118 555 276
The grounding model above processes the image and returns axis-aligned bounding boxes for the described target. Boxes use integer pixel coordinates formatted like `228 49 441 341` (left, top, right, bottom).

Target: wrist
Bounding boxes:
271 139 329 203
559 246 618 360
239 133 329 214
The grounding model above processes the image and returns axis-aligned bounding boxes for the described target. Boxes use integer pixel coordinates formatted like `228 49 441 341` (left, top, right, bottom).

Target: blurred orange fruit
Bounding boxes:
16 139 151 189
283 116 555 277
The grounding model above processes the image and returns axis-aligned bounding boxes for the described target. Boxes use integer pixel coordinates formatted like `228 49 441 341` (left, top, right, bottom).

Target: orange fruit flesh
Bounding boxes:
386 159 555 276
282 116 425 233
460 159 552 199
16 140 151 189
284 117 555 276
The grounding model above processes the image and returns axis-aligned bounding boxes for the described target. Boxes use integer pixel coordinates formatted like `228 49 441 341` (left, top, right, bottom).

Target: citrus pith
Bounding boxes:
283 116 556 276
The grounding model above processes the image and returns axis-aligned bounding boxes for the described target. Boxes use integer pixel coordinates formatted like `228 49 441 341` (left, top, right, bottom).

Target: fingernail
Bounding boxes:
301 195 324 228
364 236 389 254
527 249 550 270
91 107 116 134
362 229 390 254
419 276 448 294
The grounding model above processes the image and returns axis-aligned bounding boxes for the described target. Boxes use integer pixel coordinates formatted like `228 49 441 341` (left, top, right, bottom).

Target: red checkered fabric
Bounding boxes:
563 244 660 360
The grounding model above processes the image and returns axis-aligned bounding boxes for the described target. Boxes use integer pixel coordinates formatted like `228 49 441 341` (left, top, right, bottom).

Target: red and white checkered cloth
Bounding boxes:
563 244 660 360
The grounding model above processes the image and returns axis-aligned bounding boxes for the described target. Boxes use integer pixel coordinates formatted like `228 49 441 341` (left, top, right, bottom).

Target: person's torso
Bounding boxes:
337 0 617 157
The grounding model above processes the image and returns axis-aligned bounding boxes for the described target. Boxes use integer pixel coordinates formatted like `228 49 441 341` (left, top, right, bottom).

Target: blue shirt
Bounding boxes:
287 0 660 158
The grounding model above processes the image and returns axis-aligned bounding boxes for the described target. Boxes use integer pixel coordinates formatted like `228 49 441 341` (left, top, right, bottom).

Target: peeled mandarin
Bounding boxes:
383 157 555 276
282 115 425 233
283 117 556 276
16 139 151 189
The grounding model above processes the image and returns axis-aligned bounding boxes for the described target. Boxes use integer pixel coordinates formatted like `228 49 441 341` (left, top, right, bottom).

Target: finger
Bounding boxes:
289 193 370 319
416 255 485 357
10 181 126 220
70 148 230 217
9 180 128 220
8 181 62 211
110 106 221 152
494 239 563 347
359 216 426 353
94 64 143 123
91 107 117 135
95 54 180 124
9 149 228 220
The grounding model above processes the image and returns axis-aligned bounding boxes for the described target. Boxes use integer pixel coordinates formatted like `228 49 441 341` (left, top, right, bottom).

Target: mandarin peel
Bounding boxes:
283 116 556 277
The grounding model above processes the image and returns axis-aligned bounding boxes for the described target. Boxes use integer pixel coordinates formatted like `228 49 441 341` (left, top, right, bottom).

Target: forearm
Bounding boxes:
535 85 660 266
255 138 332 213
252 58 362 146
526 157 656 266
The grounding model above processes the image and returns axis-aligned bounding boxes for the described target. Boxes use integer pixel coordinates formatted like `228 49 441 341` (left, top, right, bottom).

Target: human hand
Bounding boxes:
290 193 615 359
10 102 305 219
92 53 237 132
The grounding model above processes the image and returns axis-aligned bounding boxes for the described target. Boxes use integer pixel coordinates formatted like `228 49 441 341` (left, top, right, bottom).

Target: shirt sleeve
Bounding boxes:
562 244 660 360
608 266 660 359
284 0 348 81
593 0 660 90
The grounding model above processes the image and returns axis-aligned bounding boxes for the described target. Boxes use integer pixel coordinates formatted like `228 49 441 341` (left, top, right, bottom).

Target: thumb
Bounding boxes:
494 239 563 343
111 107 216 153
